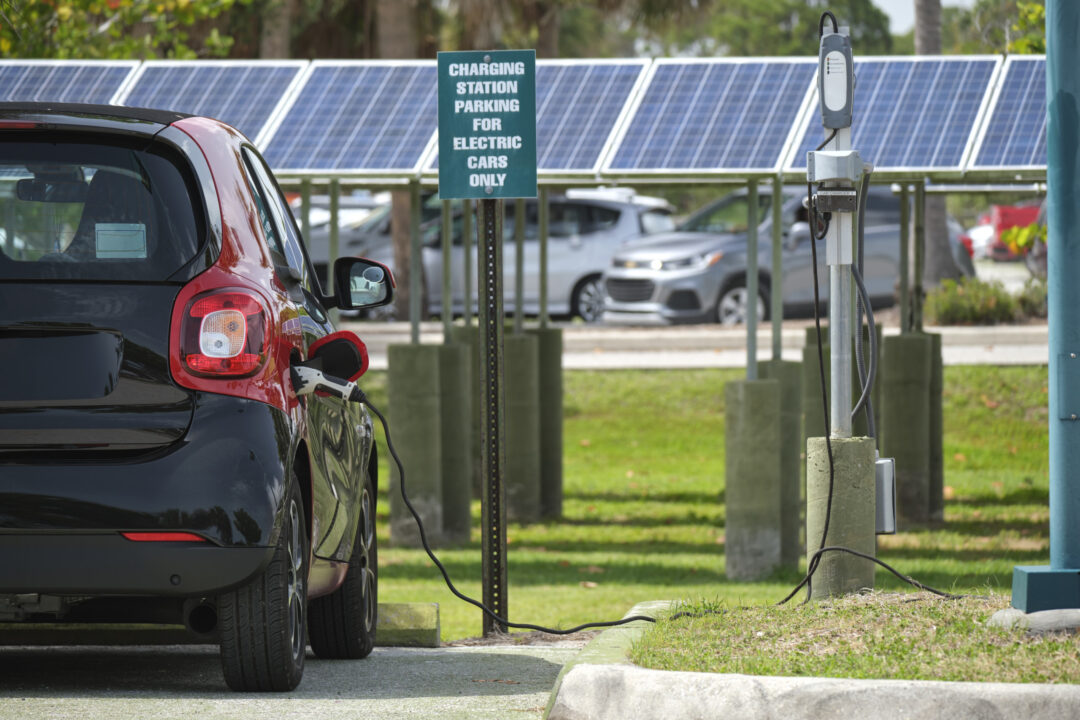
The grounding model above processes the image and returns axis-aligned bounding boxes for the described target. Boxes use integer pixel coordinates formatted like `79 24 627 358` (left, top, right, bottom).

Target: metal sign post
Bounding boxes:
438 49 537 636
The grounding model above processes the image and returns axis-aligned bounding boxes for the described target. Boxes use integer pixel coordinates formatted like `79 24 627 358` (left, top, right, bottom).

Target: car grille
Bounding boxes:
606 278 655 303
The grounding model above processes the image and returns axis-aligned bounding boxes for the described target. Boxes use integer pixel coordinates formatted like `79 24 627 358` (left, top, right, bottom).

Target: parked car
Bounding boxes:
603 186 974 325
0 103 394 691
363 188 676 322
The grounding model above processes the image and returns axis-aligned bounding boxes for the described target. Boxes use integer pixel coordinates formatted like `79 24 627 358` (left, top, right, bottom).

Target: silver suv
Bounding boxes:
365 189 675 321
602 186 973 325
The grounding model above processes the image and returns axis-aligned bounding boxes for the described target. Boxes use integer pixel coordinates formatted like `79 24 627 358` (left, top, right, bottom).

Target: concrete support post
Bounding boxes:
725 379 782 580
451 324 483 496
802 327 829 445
503 333 541 523
528 327 563 519
928 332 945 522
387 344 443 547
806 436 876 599
439 343 473 544
880 333 932 526
761 359 804 569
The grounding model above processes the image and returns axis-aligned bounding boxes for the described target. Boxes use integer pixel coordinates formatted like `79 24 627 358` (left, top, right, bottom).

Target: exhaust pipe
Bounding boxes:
182 599 218 636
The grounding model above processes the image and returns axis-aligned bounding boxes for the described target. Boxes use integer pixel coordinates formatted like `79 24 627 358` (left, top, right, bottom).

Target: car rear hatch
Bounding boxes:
0 128 212 459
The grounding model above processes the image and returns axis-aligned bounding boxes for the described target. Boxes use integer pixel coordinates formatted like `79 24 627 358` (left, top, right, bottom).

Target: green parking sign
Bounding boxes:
437 49 537 200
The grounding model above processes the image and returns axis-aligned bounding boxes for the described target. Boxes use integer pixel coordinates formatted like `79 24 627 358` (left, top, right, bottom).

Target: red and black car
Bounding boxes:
0 103 392 691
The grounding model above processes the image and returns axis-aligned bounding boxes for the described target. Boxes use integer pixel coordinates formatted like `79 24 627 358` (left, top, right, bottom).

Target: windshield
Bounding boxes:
0 138 204 281
641 210 675 234
680 193 772 234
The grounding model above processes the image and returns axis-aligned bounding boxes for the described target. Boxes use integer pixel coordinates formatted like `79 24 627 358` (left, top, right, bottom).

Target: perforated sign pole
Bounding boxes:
477 198 507 635
437 49 537 636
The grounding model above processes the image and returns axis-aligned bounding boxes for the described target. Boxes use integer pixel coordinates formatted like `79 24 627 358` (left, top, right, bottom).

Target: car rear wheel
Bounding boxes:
716 278 768 326
572 275 604 323
308 466 378 659
219 478 308 692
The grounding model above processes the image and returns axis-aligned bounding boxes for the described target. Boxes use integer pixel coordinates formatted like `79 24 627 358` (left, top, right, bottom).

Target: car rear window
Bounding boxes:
0 138 204 281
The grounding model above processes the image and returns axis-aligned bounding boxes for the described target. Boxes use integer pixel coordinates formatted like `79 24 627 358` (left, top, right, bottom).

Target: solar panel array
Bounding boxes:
970 56 1046 171
0 61 136 105
0 56 1048 180
605 59 816 173
785 57 1000 173
262 62 438 174
119 62 305 143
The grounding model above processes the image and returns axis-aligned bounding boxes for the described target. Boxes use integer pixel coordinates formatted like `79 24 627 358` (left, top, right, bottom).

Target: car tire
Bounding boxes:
715 277 769 326
218 477 308 692
308 461 378 660
571 275 604 323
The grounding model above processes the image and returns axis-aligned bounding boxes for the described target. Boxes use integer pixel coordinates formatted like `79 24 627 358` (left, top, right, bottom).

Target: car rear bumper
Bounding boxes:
0 533 272 596
0 388 293 561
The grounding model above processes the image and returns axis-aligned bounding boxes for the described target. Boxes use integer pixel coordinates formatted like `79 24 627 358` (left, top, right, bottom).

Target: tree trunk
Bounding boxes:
533 1 560 58
259 0 296 58
376 0 421 319
913 0 959 285
458 0 503 50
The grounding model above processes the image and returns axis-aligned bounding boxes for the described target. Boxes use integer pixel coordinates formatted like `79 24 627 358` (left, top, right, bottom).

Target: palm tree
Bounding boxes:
914 0 961 285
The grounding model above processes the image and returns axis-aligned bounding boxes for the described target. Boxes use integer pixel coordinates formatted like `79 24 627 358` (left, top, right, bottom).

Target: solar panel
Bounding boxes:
427 59 648 175
262 61 438 175
785 56 1001 175
969 56 1045 172
118 61 306 144
602 59 817 175
0 60 137 104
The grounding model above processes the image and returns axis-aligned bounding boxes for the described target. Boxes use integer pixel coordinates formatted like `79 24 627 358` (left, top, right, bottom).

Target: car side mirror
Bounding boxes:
307 331 369 381
331 257 395 310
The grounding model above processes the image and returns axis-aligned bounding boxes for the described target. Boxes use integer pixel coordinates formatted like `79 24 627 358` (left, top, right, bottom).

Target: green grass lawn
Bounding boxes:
360 365 1053 645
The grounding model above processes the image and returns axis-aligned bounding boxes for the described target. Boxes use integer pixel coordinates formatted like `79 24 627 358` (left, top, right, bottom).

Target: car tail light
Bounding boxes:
180 290 267 377
960 234 974 257
121 532 207 542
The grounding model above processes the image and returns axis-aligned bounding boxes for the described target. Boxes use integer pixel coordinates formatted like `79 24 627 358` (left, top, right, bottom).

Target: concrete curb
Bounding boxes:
543 601 670 719
545 601 1080 720
549 665 1080 720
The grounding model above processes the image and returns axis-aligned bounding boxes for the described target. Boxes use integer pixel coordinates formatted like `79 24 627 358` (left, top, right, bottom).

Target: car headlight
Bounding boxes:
658 251 724 271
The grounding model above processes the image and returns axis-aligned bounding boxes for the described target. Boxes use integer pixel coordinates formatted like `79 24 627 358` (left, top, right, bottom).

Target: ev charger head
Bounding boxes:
819 29 854 130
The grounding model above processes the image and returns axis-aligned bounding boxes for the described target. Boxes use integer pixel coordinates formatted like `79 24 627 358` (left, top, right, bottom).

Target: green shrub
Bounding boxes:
1016 277 1048 319
925 277 1017 325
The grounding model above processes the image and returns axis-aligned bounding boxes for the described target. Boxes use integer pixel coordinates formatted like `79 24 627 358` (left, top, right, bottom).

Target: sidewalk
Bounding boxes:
343 321 1049 370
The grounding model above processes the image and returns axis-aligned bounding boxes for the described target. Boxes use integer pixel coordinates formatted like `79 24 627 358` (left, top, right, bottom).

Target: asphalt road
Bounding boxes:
0 643 579 720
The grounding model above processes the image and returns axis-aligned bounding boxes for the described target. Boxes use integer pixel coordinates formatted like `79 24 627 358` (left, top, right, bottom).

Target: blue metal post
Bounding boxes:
1012 0 1080 612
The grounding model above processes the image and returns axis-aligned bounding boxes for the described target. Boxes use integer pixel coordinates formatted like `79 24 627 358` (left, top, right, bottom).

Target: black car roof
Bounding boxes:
0 102 192 132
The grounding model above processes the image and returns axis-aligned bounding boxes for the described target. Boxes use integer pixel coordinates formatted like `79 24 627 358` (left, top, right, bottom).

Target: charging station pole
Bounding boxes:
805 21 878 599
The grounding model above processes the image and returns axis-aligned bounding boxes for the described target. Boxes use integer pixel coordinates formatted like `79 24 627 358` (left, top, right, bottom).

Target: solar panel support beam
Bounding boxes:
410 181 422 345
746 179 759 380
771 179 783 361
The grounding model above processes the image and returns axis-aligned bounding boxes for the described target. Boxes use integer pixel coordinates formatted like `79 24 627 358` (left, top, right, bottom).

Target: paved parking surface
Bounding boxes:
0 644 578 720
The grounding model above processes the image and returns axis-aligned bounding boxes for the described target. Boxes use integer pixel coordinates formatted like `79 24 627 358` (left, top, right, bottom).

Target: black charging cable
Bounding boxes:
356 391 656 634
